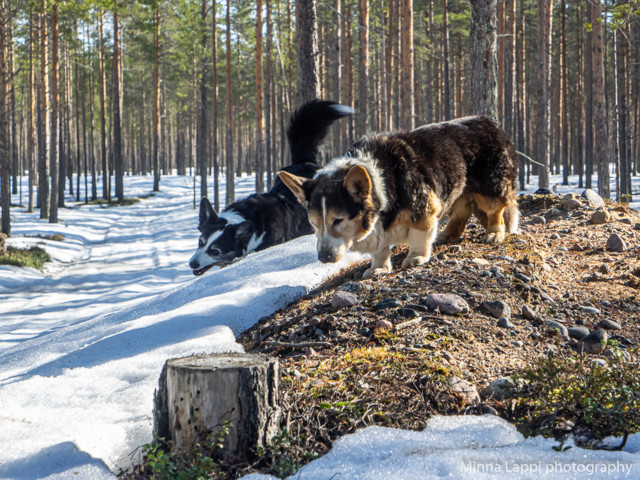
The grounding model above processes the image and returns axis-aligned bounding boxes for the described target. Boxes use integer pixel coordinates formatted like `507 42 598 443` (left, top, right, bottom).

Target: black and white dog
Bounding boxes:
189 100 353 275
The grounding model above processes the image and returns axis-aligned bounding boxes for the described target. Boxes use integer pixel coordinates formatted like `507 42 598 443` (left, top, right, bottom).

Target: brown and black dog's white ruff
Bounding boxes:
279 116 519 278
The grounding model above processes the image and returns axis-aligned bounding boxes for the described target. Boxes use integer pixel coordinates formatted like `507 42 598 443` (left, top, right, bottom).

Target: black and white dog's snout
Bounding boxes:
318 249 339 263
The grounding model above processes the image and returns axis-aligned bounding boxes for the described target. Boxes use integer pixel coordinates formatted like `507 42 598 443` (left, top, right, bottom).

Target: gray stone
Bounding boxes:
331 290 359 308
606 233 626 252
522 305 538 321
596 319 622 331
447 376 480 404
582 188 606 208
374 298 403 310
529 216 546 225
424 293 470 315
396 307 419 319
598 263 611 274
562 199 582 212
590 210 611 225
481 377 526 401
580 305 601 315
514 272 532 283
568 326 590 340
497 317 514 329
550 233 561 240
545 320 569 337
577 329 608 354
481 300 512 319
339 282 368 293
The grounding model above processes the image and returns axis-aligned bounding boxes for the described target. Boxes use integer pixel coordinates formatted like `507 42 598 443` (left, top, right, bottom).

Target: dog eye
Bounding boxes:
333 218 343 226
210 248 221 256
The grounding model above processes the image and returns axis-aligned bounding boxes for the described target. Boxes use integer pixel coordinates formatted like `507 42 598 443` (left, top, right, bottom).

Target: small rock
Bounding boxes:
582 188 606 208
511 340 524 347
375 319 394 331
481 377 526 400
375 298 403 310
580 305 601 315
545 320 569 337
550 233 560 240
529 216 546 225
590 210 611 225
448 245 462 253
634 223 640 231
577 329 608 354
471 257 490 266
497 317 514 329
424 293 470 315
598 264 611 274
331 290 359 308
522 305 538 321
535 188 554 195
514 272 532 283
447 376 480 404
562 199 582 212
606 233 626 252
396 307 419 319
405 303 429 313
601 300 612 308
539 291 555 303
481 300 512 319
617 216 633 225
339 282 368 293
596 319 622 331
568 326 590 340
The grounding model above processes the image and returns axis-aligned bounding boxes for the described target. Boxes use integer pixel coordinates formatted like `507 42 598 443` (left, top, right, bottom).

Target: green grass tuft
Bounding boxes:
0 246 51 270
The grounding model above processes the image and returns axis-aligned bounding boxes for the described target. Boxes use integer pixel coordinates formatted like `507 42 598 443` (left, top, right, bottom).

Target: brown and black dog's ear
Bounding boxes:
278 170 310 204
343 165 372 201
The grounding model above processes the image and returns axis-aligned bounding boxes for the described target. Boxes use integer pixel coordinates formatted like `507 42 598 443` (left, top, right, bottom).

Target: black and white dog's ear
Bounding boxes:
234 220 255 240
278 170 310 204
198 197 218 231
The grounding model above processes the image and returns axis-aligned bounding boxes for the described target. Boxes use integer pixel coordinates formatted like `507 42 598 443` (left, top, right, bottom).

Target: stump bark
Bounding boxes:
153 353 280 462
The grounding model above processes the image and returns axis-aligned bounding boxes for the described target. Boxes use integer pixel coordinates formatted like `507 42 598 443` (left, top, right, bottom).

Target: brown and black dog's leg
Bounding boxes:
472 193 510 243
363 246 392 278
436 194 473 244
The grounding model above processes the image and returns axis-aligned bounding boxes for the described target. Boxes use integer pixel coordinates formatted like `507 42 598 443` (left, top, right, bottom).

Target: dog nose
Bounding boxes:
189 259 199 269
318 250 337 263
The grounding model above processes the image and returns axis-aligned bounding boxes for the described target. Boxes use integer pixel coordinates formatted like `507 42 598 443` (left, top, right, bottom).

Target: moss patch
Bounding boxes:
0 246 50 270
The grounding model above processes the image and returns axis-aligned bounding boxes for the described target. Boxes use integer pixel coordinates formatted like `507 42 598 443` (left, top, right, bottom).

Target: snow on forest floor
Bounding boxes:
0 172 638 479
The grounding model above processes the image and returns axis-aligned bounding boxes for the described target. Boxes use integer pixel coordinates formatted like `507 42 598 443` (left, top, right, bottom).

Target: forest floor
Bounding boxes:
235 191 640 478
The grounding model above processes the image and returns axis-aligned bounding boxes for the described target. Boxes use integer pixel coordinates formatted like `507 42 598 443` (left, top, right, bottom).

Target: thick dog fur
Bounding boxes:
279 116 519 278
188 100 353 275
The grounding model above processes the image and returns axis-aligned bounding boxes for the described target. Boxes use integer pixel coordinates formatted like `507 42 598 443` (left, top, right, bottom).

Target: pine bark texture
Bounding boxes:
296 0 320 104
535 0 552 190
400 0 414 128
469 0 498 123
356 0 369 136
153 354 280 462
0 0 10 234
591 2 609 199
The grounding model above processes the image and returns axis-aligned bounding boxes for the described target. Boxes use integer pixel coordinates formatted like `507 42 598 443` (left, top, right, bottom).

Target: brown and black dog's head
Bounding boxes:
279 158 386 263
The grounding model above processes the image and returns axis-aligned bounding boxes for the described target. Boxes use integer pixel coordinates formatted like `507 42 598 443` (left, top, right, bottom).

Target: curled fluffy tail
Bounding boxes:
287 99 354 165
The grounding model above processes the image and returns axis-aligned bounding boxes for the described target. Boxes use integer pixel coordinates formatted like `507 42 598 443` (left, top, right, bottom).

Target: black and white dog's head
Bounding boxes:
188 197 262 276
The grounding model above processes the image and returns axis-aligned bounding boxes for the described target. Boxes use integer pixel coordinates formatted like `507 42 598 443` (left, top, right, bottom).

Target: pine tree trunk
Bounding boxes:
400 0 414 128
615 19 629 201
225 2 234 204
331 0 341 152
575 1 584 189
211 0 219 211
469 0 498 122
296 0 320 104
98 8 109 200
343 2 354 144
497 0 504 122
0 0 10 235
152 4 161 192
265 0 274 189
197 0 209 199
356 0 369 136
535 0 553 190
255 0 265 194
112 6 124 202
27 5 35 212
591 1 609 199
49 0 60 223
38 3 50 218
504 0 515 139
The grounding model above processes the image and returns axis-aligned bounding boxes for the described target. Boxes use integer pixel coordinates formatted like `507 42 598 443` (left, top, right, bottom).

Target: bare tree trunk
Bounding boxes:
265 0 274 189
331 0 341 152
98 8 109 200
516 0 526 189
591 1 609 199
560 0 569 185
0 0 10 234
469 0 498 122
255 0 265 193
49 0 60 222
585 2 594 189
504 0 515 139
112 5 124 202
7 12 16 197
384 0 394 130
575 1 584 189
296 0 320 104
497 0 504 122
211 0 219 210
38 2 50 218
400 0 414 128
225 1 234 204
152 3 161 192
356 0 369 136
535 0 553 190
615 17 629 202
27 4 35 212
197 0 209 198
343 2 354 144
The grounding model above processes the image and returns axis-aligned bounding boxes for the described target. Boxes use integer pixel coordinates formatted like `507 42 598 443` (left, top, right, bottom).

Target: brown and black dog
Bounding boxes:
279 116 519 278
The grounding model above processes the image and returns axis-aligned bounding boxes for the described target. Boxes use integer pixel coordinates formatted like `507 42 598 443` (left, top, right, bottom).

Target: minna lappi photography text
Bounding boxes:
462 459 634 476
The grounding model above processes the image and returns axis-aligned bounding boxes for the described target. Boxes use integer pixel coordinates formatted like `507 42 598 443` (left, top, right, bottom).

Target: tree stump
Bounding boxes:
153 353 280 463
0 233 7 256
